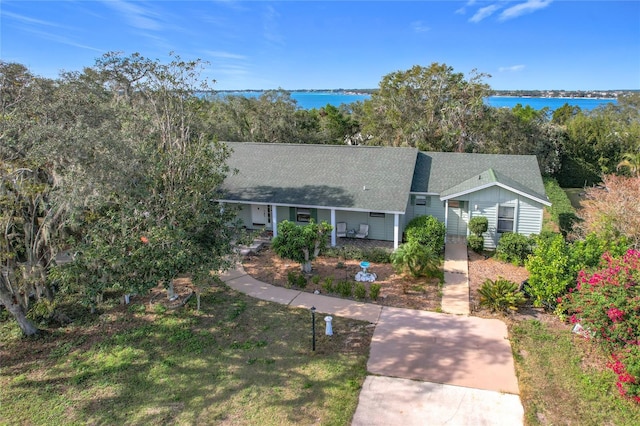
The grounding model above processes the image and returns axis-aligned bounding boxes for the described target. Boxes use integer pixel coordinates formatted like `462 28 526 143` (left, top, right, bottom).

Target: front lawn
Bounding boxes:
511 319 640 425
0 282 372 425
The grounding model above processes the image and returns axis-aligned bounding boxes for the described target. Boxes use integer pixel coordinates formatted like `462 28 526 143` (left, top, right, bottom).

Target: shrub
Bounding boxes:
467 234 484 253
562 249 640 350
287 271 297 288
369 283 382 301
468 216 488 236
562 249 640 403
354 282 366 300
335 280 353 297
323 246 391 263
525 233 574 309
311 275 321 286
543 177 578 235
496 233 532 265
287 271 307 288
391 240 440 278
362 247 392 263
322 277 334 293
570 232 629 272
478 278 526 313
404 215 445 253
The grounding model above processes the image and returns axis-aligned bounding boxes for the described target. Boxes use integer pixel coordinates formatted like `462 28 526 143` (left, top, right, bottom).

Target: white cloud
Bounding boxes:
470 4 502 23
100 0 162 31
499 65 526 72
205 51 247 60
2 11 67 28
263 5 284 45
456 0 478 15
411 21 430 33
499 0 553 21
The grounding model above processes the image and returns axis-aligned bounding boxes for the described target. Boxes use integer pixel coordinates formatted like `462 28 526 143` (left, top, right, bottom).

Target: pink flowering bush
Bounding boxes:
562 249 640 403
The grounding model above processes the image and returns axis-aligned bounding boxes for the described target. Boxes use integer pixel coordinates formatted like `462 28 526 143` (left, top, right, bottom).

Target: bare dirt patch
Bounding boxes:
242 247 442 311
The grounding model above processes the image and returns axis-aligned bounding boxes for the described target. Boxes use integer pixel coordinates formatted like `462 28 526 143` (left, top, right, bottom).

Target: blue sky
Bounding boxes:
1 1 639 90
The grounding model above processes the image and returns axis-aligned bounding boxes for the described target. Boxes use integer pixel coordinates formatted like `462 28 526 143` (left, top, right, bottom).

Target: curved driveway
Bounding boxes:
219 242 524 425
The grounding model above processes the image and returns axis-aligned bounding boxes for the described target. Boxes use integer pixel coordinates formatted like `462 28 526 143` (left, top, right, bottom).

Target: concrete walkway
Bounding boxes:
218 257 523 425
441 239 471 315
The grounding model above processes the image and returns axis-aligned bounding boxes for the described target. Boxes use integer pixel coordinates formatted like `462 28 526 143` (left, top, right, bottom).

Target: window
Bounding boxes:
497 206 515 233
411 195 430 206
296 208 311 223
369 212 385 218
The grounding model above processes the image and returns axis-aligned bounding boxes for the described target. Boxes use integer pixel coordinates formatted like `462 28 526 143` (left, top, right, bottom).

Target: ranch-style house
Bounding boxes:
219 142 551 250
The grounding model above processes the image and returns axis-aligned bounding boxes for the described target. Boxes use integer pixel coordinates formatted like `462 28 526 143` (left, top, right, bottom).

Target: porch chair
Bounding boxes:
355 223 369 239
336 222 347 238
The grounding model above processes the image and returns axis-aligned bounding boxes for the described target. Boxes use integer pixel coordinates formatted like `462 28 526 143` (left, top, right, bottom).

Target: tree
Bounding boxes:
317 104 359 144
53 53 238 305
573 174 640 248
476 106 564 175
0 54 238 334
360 63 490 151
271 220 333 273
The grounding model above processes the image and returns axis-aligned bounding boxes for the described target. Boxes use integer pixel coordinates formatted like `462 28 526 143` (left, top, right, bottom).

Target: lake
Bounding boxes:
218 91 617 111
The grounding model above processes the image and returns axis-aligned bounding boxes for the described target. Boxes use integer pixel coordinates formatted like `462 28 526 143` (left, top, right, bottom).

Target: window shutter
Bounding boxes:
289 207 296 222
311 208 318 222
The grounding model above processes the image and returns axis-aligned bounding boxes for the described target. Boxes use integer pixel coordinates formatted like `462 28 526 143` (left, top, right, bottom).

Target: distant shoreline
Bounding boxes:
491 95 617 100
212 89 633 100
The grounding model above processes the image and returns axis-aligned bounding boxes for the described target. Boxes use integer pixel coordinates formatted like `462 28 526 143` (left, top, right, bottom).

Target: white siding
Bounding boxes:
468 186 544 249
516 197 544 235
404 195 445 226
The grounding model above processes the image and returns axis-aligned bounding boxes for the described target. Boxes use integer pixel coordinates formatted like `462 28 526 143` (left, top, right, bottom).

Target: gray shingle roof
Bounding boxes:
439 168 550 204
411 152 549 204
221 142 418 213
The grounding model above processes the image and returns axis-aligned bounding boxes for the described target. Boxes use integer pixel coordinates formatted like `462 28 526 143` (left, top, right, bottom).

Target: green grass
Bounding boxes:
510 320 640 425
0 285 370 425
563 188 584 210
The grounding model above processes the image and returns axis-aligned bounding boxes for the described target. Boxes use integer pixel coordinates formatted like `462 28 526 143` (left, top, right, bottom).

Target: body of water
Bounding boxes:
217 91 617 111
486 96 616 111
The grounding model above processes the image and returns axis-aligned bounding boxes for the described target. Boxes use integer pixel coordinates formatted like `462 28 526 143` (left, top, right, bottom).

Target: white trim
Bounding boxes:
393 214 399 250
444 199 449 243
409 191 439 196
272 205 278 238
330 208 336 247
439 182 551 206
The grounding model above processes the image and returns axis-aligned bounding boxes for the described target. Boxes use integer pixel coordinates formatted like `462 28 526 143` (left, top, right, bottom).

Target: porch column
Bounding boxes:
444 199 449 243
330 208 336 247
272 205 278 238
393 213 400 250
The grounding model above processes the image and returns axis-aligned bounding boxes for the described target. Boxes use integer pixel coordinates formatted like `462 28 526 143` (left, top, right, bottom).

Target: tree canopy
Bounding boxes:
358 63 491 151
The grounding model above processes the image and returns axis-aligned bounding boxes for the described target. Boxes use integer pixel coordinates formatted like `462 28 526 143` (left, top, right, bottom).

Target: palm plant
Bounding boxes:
390 240 440 278
617 151 640 177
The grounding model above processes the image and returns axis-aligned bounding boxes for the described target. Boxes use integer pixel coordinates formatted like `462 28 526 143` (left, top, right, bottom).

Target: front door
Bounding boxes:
447 201 468 236
251 205 271 227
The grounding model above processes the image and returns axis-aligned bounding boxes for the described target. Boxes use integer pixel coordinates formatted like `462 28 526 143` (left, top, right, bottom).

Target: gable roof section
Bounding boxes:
411 152 550 205
220 142 418 213
440 168 551 205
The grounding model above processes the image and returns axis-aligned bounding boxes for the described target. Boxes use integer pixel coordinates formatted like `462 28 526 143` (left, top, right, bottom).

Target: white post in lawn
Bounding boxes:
393 213 399 250
324 316 333 336
272 204 278 238
330 208 336 247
